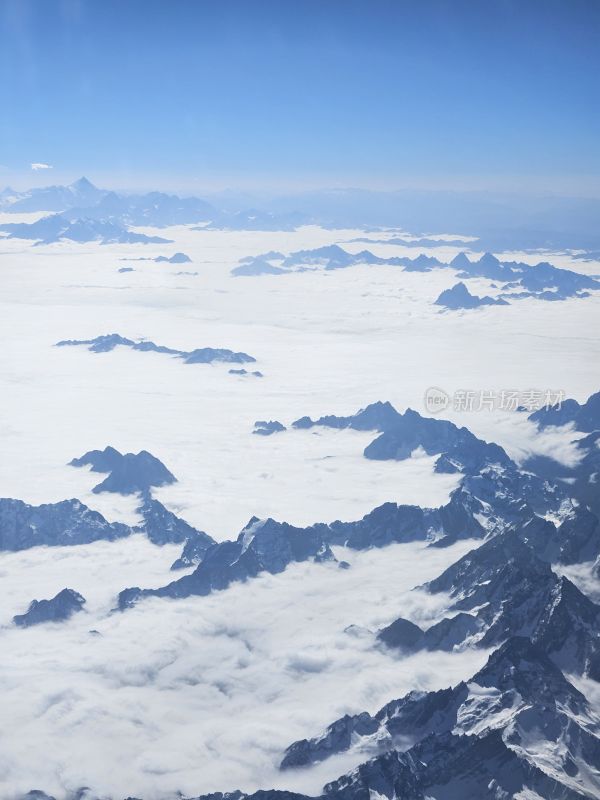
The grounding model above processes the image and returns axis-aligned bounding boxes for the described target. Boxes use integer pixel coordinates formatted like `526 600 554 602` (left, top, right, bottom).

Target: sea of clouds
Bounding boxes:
1 221 599 797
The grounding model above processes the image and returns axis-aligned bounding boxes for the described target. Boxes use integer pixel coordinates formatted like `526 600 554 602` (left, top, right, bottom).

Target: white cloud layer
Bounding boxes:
0 535 484 799
30 162 53 170
0 222 598 797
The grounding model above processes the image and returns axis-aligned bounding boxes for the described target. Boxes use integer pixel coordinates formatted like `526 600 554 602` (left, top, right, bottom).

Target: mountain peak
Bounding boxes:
450 251 472 268
71 176 96 190
473 635 584 704
478 251 501 266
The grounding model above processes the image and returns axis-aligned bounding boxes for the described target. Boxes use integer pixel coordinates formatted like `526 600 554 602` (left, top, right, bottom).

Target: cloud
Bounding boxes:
0 534 485 799
30 162 53 171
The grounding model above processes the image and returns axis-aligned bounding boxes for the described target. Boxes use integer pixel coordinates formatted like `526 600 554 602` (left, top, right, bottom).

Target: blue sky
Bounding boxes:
1 0 599 193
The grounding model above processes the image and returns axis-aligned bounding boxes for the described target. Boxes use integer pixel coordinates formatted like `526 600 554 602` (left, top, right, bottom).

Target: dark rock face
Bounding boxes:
13 588 85 627
534 576 600 679
528 389 600 432
0 497 130 551
56 334 256 366
374 531 600 678
280 712 380 769
194 734 589 800
323 729 590 800
323 502 438 549
135 495 215 548
365 415 510 476
253 420 286 436
378 613 480 653
522 506 600 565
425 528 548 597
118 517 335 608
171 529 217 570
69 447 176 495
291 401 511 477
376 617 425 650
435 281 508 310
524 429 600 516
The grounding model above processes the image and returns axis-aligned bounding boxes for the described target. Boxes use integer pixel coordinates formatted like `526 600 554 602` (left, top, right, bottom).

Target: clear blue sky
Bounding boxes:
1 0 599 193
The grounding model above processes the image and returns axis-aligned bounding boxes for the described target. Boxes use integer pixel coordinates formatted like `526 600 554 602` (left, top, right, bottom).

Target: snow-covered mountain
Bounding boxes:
278 637 600 798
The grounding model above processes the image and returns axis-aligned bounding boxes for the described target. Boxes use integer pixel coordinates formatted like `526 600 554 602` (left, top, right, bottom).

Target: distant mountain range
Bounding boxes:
235 245 599 304
0 177 309 242
4 178 600 251
117 397 595 609
56 333 257 367
1 176 105 212
0 214 172 245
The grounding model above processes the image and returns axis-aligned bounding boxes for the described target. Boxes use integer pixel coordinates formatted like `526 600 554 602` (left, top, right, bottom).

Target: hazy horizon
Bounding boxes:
2 0 599 196
5 173 600 199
